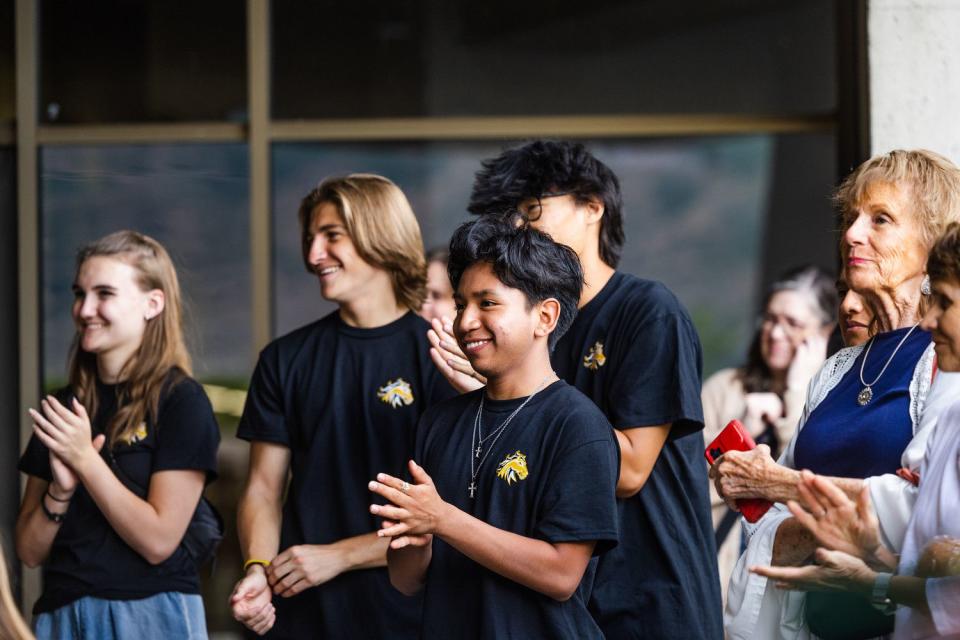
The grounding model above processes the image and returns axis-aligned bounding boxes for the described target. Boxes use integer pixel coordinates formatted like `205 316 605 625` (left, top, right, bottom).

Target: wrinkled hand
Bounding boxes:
709 444 787 509
786 333 828 391
428 316 485 393
786 471 886 567
230 568 276 635
48 434 106 496
30 396 99 473
743 392 784 437
750 547 875 595
267 544 347 597
369 460 449 547
917 536 960 578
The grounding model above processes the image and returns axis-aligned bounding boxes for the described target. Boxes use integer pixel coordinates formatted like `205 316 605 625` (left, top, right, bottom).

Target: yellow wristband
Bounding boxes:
243 558 271 572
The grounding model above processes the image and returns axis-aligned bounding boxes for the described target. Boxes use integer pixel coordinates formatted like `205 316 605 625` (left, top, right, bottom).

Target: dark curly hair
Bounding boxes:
448 215 584 350
468 140 625 268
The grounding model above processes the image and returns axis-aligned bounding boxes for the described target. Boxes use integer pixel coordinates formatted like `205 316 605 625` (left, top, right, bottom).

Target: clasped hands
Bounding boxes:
231 459 449 636
231 540 356 635
368 459 447 550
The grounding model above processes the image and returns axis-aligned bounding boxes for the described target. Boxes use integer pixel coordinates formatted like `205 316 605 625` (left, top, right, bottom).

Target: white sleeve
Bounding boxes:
865 474 918 553
927 576 960 635
725 352 854 640
866 371 960 553
725 506 811 640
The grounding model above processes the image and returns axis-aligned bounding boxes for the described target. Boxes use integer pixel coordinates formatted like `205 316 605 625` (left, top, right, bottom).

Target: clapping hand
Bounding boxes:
428 316 486 393
369 460 446 549
30 396 104 477
786 470 892 570
750 547 875 595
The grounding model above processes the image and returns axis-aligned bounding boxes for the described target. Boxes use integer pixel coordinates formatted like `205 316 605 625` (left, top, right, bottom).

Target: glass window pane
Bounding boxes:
273 0 836 119
40 1 246 123
0 147 18 568
40 144 252 634
0 0 13 123
41 144 251 386
272 134 838 375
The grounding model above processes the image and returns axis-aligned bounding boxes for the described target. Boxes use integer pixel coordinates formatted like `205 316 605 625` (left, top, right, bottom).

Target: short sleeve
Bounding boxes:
152 379 220 482
236 343 291 446
19 433 53 481
535 431 619 555
606 294 704 437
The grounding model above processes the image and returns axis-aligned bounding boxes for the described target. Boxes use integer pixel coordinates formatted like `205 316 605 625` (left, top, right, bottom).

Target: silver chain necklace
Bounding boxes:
468 374 552 499
857 324 919 406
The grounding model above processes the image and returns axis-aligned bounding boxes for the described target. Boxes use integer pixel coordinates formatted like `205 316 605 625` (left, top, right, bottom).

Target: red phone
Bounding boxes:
704 419 773 523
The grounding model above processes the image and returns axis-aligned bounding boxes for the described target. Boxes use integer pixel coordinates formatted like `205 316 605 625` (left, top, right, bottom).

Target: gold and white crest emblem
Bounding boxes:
583 341 607 371
496 450 529 485
120 422 148 445
377 378 414 408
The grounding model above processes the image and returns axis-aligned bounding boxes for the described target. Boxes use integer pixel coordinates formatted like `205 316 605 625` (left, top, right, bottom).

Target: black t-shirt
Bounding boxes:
236 311 456 640
553 272 723 639
18 373 220 614
415 381 619 640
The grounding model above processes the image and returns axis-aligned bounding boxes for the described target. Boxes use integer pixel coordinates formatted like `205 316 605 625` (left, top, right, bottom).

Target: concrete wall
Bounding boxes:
869 0 960 158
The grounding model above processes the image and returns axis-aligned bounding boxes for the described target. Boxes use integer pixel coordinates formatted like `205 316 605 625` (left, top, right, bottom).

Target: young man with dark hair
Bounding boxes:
430 140 723 638
370 216 620 639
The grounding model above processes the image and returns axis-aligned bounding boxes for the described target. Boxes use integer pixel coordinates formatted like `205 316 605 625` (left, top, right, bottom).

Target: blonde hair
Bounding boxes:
0 543 33 640
835 149 960 248
297 174 427 310
68 231 192 448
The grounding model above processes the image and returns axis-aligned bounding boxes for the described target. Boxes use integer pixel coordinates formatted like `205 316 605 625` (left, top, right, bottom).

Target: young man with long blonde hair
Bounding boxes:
230 174 454 638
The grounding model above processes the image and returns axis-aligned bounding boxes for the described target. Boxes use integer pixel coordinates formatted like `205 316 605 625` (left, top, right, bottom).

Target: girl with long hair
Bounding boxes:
15 231 219 639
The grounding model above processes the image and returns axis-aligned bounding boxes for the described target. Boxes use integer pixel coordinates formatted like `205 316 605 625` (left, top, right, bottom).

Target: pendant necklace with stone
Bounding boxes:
857 324 919 406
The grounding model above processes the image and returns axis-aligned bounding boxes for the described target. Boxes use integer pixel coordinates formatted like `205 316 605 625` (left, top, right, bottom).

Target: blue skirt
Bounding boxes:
34 592 207 640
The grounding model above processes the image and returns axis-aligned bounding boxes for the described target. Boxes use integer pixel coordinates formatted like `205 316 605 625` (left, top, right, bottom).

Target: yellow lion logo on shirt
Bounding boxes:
583 341 607 371
377 378 414 408
120 422 148 445
496 451 529 485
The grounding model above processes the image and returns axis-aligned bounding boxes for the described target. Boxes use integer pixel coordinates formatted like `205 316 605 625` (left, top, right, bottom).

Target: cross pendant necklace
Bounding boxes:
468 374 554 499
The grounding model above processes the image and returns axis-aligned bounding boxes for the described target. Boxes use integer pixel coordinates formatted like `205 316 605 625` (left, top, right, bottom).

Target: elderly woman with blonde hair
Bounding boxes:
712 149 960 639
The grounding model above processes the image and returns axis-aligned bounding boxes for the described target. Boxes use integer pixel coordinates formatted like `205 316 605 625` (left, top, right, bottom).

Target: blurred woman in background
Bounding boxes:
701 265 837 602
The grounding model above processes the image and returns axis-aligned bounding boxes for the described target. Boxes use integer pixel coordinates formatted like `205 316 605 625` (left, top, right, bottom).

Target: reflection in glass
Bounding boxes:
40 1 246 123
41 144 251 387
0 0 12 123
272 135 837 375
273 0 836 119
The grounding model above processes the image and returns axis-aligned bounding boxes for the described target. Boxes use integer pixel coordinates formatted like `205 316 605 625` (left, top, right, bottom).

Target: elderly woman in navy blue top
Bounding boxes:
712 149 960 638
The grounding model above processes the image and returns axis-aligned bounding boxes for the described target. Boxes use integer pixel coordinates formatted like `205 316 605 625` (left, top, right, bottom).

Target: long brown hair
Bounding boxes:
0 542 33 640
297 174 427 311
68 231 192 448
